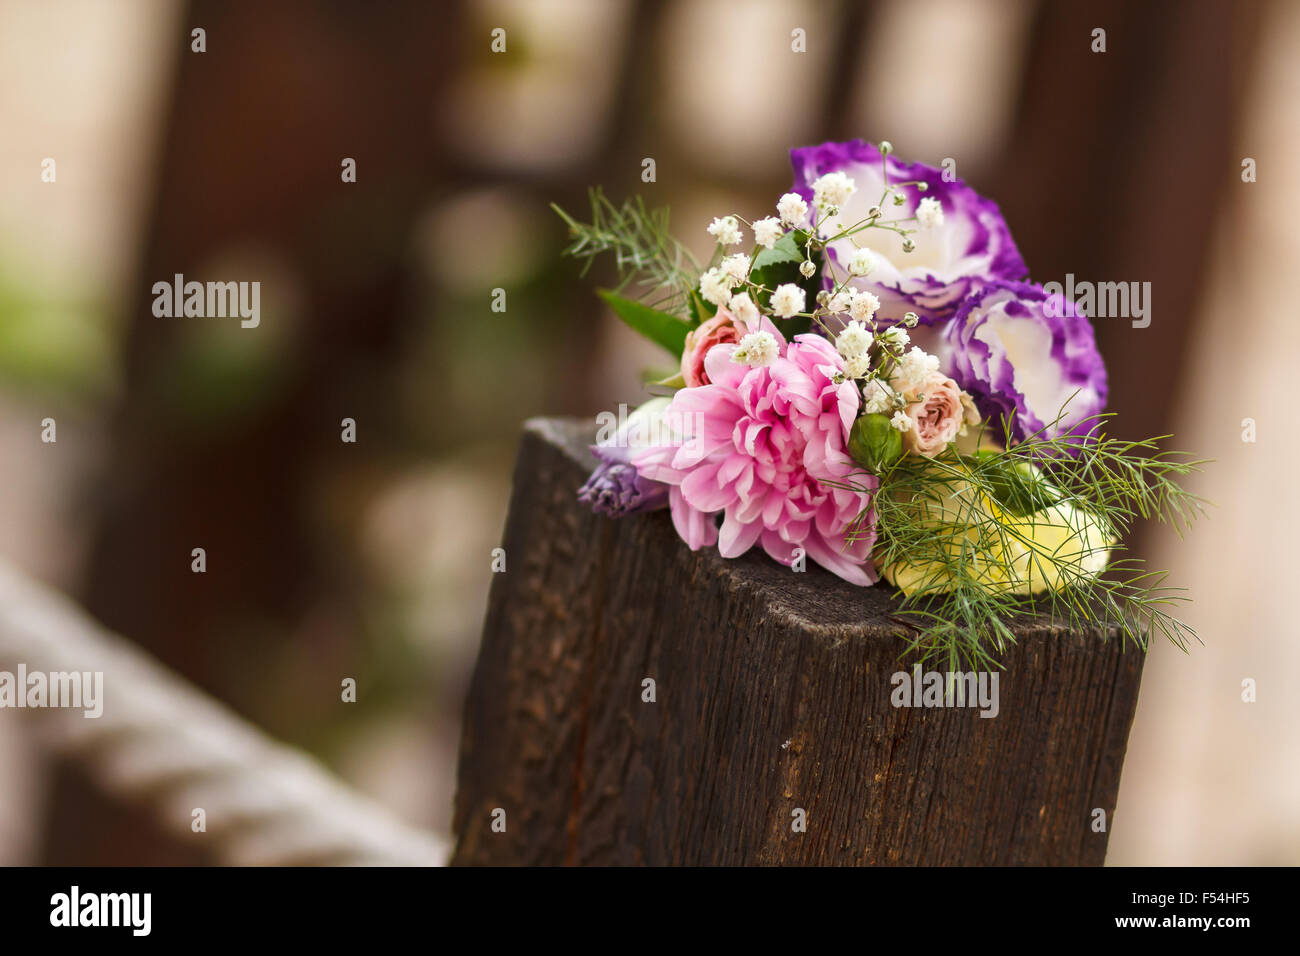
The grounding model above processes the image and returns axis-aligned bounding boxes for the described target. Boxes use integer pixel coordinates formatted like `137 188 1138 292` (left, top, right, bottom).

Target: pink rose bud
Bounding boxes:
680 308 744 387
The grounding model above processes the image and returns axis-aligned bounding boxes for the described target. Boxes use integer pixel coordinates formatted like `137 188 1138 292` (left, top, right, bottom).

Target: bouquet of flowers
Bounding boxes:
556 139 1205 667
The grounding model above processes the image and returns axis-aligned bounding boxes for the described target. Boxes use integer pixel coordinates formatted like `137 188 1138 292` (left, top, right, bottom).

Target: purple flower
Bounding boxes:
578 457 668 517
942 280 1108 444
789 139 1026 324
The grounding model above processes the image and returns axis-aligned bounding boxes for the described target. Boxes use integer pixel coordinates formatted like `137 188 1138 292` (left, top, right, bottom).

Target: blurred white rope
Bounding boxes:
0 559 449 866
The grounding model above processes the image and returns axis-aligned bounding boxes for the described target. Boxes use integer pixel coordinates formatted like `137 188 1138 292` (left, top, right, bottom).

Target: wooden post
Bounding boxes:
452 419 1145 865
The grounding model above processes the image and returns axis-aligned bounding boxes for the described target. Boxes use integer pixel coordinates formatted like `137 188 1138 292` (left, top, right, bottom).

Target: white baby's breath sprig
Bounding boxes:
849 289 880 322
811 171 856 211
720 253 751 284
770 283 806 318
916 196 944 229
753 216 783 249
692 142 948 342
862 379 895 414
835 320 873 360
698 267 733 307
732 330 779 367
707 215 744 246
843 353 872 379
777 192 808 227
880 325 910 351
847 247 875 276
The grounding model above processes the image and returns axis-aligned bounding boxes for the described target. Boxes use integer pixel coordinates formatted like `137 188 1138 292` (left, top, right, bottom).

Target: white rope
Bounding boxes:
0 558 449 866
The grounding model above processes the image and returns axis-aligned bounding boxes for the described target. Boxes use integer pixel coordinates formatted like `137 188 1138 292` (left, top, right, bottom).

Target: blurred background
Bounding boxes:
0 0 1294 865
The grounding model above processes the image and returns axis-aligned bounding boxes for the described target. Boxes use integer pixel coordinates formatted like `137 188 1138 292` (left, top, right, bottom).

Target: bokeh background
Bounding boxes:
0 0 1294 865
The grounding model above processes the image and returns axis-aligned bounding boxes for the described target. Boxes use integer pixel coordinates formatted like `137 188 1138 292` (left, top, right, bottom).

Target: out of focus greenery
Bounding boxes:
0 269 116 398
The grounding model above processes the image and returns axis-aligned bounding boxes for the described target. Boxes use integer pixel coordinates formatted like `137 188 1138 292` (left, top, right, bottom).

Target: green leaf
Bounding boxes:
751 231 804 270
686 290 710 324
747 230 819 338
598 289 692 356
646 370 686 389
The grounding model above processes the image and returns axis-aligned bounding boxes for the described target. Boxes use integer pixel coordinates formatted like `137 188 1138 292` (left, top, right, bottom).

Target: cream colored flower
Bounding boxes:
880 463 1114 597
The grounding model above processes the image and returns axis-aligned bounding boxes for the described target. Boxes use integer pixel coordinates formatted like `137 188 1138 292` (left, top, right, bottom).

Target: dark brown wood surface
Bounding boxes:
452 418 1145 865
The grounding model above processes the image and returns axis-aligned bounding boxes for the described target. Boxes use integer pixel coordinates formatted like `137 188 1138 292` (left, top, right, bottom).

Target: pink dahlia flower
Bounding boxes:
631 324 879 586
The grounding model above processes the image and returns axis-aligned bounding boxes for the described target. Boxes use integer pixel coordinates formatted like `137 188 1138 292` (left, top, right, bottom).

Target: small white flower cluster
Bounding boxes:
777 192 808 227
770 283 805 318
847 248 876 276
863 380 894 415
916 196 944 230
818 173 854 203
834 320 874 379
753 216 783 249
697 252 756 309
721 253 750 283
892 344 941 396
824 290 851 314
880 325 910 352
823 304 937 421
849 289 879 322
707 215 744 246
835 320 873 359
879 338 948 432
812 171 855 212
732 330 780 368
698 267 733 307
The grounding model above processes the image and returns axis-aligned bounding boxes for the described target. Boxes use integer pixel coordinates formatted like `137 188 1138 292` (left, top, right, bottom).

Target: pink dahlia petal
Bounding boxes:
717 454 747 485
778 519 811 542
761 529 798 568
801 533 876 586
834 380 859 438
718 509 763 558
671 383 743 430
702 343 749 389
630 442 687 484
734 493 765 524
680 461 735 513
669 487 717 550
761 493 785 527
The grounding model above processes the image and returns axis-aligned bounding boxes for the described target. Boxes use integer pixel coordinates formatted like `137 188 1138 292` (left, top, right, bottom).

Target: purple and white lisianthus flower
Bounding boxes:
789 139 1026 325
941 279 1108 444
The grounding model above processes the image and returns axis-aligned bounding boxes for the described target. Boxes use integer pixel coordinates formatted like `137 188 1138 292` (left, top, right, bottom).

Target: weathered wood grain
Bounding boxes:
452 418 1145 865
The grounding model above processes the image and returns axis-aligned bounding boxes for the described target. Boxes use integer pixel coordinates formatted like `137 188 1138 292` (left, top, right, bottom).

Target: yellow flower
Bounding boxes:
880 460 1114 597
